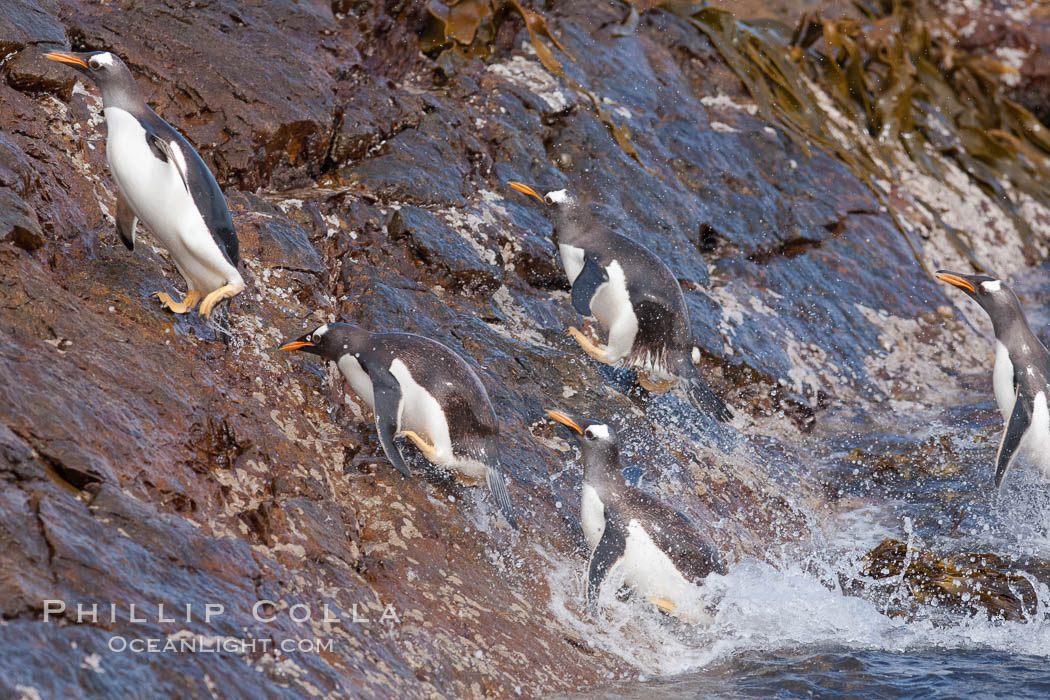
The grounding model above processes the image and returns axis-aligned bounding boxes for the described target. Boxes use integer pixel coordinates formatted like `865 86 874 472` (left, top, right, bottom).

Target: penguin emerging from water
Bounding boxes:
281 323 518 529
509 182 732 422
45 50 243 317
546 410 726 618
937 271 1050 486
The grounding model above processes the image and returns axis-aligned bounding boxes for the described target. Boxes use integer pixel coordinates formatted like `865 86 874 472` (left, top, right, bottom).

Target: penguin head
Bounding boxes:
44 50 139 104
546 410 621 474
507 181 577 209
509 180 596 247
279 322 369 361
936 270 1024 332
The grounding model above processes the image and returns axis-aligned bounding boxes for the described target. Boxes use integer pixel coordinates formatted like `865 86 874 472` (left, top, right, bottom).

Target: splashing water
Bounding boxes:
542 398 1050 695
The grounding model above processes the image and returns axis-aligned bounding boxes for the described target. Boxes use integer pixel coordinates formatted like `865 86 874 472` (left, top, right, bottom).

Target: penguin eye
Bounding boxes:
543 195 555 205
88 57 102 70
583 428 596 441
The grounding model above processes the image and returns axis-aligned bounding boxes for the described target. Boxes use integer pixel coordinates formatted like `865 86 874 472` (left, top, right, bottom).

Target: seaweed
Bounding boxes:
657 0 1050 270
854 538 1048 622
423 0 1050 265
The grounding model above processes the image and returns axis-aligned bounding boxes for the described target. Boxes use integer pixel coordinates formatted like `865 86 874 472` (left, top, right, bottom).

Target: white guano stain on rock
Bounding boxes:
487 56 572 113
700 93 758 116
855 303 986 403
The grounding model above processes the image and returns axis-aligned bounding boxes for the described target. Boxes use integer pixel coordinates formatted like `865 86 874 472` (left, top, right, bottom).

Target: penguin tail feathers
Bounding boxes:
678 361 732 422
486 466 519 530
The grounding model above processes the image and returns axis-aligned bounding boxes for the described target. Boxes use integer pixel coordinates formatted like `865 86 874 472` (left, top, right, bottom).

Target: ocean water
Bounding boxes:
575 649 1050 699
544 400 1050 698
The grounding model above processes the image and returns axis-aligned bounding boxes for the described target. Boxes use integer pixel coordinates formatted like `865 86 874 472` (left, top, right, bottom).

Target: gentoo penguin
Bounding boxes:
937 271 1050 486
45 50 243 317
546 409 726 618
281 323 518 529
509 182 732 422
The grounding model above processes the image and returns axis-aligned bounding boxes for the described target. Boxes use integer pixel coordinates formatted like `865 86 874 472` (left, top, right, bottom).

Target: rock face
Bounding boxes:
1 0 1049 697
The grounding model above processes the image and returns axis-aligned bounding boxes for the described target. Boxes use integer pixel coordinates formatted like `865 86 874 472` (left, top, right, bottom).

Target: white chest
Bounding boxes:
588 260 633 325
589 260 639 364
559 243 586 285
993 341 1015 422
337 355 375 410
1022 391 1050 476
388 358 453 461
580 484 606 551
616 520 697 605
104 108 196 242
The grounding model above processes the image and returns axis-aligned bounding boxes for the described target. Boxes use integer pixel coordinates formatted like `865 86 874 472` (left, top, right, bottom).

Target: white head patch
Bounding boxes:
585 424 610 440
545 189 571 205
313 324 330 338
92 52 115 67
982 280 1002 293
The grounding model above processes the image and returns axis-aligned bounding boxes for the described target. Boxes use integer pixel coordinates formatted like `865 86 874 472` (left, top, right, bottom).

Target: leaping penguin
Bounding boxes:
45 50 243 317
547 410 726 619
509 182 732 422
937 270 1050 486
281 323 518 529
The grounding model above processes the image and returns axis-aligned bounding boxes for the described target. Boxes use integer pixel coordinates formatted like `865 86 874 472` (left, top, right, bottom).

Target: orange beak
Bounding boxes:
279 340 313 352
547 409 582 434
508 181 545 203
935 271 976 293
43 52 88 68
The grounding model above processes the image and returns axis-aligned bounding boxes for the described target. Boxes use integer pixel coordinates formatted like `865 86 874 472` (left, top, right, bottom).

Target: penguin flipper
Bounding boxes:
586 515 627 612
360 359 412 478
678 359 733 422
144 126 191 195
570 255 608 316
115 191 136 251
485 464 519 530
464 437 518 529
995 385 1031 488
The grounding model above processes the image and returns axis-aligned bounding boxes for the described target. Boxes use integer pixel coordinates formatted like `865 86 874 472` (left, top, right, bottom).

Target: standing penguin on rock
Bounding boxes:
546 410 726 619
45 50 243 317
281 323 518 529
509 182 732 422
937 271 1050 487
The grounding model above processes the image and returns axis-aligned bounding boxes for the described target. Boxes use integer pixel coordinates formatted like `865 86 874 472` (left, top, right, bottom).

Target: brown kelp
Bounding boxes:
851 538 1048 622
656 0 1050 270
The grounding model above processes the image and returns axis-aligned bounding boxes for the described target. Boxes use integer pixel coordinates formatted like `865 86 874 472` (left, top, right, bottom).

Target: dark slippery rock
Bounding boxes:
2 0 1050 697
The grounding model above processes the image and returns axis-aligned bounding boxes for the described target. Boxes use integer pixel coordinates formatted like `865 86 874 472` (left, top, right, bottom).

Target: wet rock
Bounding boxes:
326 74 426 168
930 0 1050 126
4 48 77 94
230 192 324 275
3 0 1050 695
339 110 474 205
0 0 66 56
388 205 503 296
0 189 45 251
840 435 962 489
